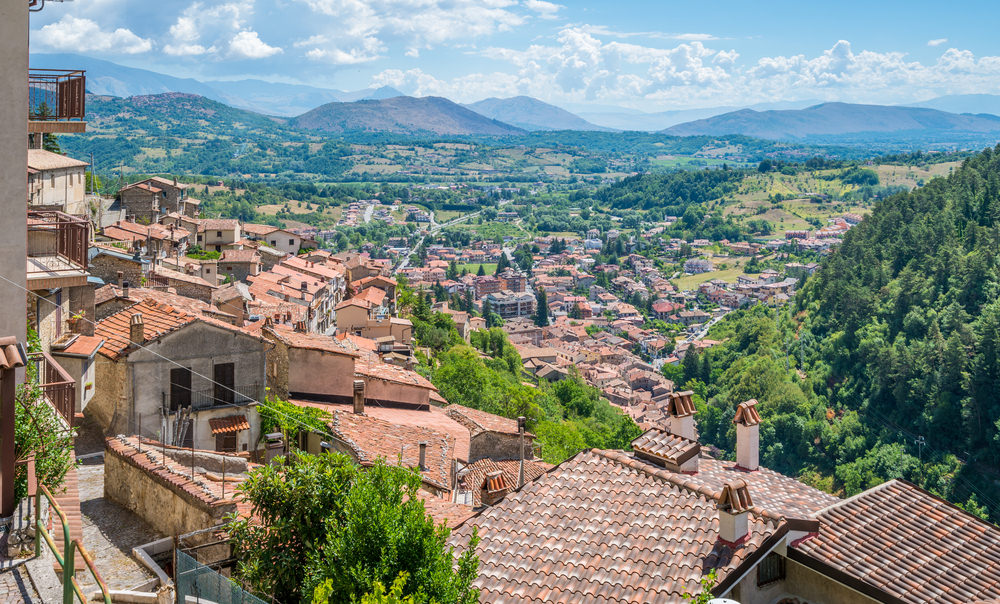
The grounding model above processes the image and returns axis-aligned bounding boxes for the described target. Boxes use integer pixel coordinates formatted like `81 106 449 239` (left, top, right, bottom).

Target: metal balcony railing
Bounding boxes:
29 69 86 121
27 210 90 272
28 351 76 428
191 382 262 409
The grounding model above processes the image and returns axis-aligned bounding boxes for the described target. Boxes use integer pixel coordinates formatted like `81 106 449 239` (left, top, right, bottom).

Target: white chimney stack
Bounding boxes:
666 391 697 441
733 399 761 472
129 313 145 345
718 480 753 545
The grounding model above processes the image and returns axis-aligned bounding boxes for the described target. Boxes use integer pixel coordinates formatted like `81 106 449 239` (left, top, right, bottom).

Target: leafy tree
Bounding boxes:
228 452 480 604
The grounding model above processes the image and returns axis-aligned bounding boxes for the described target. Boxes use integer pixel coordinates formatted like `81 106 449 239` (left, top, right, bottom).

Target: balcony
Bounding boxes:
190 382 263 410
28 68 86 134
27 351 76 428
27 210 90 290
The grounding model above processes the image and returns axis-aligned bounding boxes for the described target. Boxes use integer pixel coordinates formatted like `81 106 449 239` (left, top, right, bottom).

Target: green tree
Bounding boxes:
476 264 486 277
228 453 480 604
34 102 62 153
534 287 549 327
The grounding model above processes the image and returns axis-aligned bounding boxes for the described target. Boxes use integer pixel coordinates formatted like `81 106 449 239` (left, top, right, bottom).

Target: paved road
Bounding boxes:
0 566 39 603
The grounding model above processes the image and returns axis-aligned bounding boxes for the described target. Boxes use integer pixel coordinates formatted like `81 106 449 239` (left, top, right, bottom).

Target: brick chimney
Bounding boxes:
718 480 753 545
666 391 697 441
734 399 761 471
129 313 144 345
418 441 427 471
352 379 365 415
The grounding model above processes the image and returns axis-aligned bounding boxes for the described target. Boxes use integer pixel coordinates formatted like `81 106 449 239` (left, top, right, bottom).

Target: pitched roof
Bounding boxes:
94 299 196 359
445 404 524 436
199 219 240 231
220 248 260 263
449 449 786 603
266 325 358 357
675 457 838 521
27 149 88 171
354 354 438 391
329 410 454 490
458 458 553 507
416 490 474 528
791 480 1000 604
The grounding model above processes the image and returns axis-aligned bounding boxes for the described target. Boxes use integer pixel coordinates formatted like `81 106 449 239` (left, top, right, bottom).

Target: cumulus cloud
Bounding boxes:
229 30 283 58
163 2 258 58
524 0 562 18
928 38 948 47
33 15 152 54
299 0 526 63
381 31 1000 108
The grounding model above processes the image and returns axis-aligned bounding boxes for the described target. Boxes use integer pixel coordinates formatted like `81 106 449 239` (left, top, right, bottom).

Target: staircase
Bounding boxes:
49 452 82 576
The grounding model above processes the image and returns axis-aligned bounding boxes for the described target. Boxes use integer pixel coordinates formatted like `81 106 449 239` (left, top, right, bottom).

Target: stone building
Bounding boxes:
27 148 88 211
89 299 270 452
445 404 535 462
119 177 200 222
219 248 261 283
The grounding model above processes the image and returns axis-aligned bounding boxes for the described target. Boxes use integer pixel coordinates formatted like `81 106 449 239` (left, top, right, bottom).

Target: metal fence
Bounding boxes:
175 549 269 604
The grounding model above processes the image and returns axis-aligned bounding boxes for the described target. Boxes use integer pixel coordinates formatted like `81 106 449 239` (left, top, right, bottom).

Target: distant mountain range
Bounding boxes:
575 100 823 132
464 96 609 131
30 52 404 117
905 94 1000 116
290 96 526 136
662 102 1000 141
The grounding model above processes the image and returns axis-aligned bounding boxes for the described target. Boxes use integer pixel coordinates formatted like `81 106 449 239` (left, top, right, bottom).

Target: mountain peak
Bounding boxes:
290 96 525 135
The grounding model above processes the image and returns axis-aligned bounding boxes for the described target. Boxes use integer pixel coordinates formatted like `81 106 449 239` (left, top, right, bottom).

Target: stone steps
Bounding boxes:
50 452 83 576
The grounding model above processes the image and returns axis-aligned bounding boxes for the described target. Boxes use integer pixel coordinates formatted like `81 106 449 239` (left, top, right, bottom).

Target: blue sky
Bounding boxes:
28 0 1000 111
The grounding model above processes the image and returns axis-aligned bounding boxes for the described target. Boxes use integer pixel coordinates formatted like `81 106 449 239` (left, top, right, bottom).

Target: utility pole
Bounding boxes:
915 435 926 462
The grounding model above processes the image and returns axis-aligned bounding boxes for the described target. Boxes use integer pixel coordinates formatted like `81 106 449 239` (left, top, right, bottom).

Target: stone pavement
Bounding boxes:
0 566 39 604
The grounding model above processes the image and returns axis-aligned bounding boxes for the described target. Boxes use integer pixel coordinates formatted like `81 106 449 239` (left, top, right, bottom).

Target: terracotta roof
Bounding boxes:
450 449 786 602
241 223 279 236
667 390 696 416
220 248 260 263
791 480 1000 603
353 287 386 307
208 415 250 434
54 335 105 357
416 490 474 528
676 457 838 520
329 410 455 490
458 458 552 507
27 149 88 171
445 404 524 436
631 427 700 468
94 299 196 359
266 325 357 357
355 354 437 391
199 219 240 231
335 297 373 311
733 399 761 426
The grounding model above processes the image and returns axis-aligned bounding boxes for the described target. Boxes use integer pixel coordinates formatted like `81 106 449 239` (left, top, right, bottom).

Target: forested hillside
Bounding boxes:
690 145 1000 521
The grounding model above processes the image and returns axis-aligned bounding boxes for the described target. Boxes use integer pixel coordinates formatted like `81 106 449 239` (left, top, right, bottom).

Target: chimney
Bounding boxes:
117 271 124 285
517 416 526 488
718 480 753 545
734 399 761 471
666 391 697 441
129 313 144 345
352 379 365 415
417 441 428 471
122 280 130 299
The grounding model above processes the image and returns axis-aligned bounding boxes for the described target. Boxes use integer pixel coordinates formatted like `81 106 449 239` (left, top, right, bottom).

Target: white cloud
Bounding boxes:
33 15 152 54
299 0 527 63
229 30 283 58
162 3 254 58
524 0 562 18
928 38 948 47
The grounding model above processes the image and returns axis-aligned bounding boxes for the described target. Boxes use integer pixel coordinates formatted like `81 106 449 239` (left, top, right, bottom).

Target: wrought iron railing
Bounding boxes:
28 351 76 427
29 69 86 121
191 382 262 409
27 210 90 272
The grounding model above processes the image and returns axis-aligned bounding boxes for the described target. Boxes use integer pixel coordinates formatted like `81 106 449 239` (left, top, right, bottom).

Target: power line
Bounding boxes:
0 272 356 451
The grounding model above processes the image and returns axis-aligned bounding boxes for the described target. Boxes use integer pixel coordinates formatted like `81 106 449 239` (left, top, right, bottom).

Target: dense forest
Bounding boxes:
689 146 1000 522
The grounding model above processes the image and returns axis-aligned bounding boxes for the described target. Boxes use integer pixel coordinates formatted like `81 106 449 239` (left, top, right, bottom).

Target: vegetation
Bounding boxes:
228 452 480 604
690 146 1000 521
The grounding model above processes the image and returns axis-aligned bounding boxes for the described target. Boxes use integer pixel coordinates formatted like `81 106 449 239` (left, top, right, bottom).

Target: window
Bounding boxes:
50 174 55 188
170 367 192 411
213 362 235 406
756 553 786 586
289 239 294 246
215 433 237 452
270 240 277 246
216 231 222 237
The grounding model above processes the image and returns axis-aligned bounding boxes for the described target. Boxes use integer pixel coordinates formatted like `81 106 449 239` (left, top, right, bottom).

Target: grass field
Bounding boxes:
672 257 750 291
457 263 498 275
435 210 464 222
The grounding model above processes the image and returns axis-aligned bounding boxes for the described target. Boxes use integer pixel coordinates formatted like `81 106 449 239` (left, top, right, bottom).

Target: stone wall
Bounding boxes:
90 253 145 287
87 357 130 436
104 441 237 538
469 431 533 463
